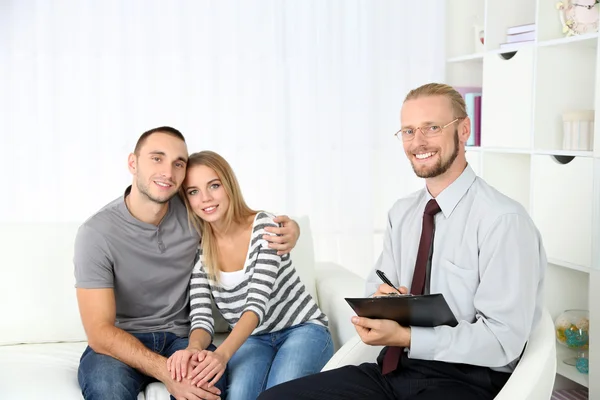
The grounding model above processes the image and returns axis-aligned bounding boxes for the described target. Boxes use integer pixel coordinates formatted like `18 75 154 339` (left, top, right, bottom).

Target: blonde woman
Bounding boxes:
167 151 332 400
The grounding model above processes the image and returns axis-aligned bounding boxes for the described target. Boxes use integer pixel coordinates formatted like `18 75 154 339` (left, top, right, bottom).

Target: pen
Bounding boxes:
375 269 403 295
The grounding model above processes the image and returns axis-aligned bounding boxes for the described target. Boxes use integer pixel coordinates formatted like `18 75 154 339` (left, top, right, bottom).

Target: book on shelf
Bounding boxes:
473 95 481 146
465 92 481 146
500 23 536 50
453 86 481 147
506 30 535 43
506 23 536 35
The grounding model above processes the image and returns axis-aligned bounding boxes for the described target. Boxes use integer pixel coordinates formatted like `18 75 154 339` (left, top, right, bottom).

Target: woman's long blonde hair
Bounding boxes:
181 150 257 282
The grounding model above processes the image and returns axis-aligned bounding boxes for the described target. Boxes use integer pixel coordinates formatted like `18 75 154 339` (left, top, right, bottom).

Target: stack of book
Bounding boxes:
454 87 481 147
500 23 536 49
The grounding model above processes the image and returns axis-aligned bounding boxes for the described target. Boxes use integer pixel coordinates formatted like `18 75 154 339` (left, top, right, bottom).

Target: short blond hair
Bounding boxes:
404 83 468 119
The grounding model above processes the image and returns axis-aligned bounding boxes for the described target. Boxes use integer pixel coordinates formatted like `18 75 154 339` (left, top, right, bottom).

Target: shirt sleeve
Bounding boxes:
409 213 544 367
244 215 281 325
73 224 114 289
189 264 215 339
365 209 398 297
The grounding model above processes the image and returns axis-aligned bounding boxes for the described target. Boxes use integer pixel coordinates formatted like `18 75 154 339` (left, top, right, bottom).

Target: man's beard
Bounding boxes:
411 129 459 179
136 177 177 204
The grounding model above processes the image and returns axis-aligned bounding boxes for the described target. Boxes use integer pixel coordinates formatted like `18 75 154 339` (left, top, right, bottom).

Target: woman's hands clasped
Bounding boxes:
167 347 228 388
167 348 202 382
189 350 228 388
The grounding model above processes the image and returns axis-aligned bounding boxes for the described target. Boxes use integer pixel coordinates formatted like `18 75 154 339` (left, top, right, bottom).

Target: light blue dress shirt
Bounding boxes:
366 165 547 373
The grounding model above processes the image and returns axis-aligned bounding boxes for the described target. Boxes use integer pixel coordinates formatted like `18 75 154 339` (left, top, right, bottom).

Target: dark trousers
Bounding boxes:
257 351 511 400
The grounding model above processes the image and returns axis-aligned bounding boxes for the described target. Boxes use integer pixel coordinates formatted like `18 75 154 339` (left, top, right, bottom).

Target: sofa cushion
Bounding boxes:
0 341 136 399
290 216 318 302
0 334 229 400
1 223 87 345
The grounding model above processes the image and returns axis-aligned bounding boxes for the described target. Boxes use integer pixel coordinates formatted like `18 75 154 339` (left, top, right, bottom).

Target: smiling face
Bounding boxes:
128 132 188 204
401 95 468 179
183 164 230 224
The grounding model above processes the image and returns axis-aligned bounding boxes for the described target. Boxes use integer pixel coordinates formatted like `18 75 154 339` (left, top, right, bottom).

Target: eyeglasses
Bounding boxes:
394 118 462 142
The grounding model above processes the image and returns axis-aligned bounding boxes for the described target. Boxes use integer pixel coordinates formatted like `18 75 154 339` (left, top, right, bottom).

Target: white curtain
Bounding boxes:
1 0 445 277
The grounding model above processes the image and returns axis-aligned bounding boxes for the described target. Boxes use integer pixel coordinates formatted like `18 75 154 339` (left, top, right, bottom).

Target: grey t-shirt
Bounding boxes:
74 187 200 337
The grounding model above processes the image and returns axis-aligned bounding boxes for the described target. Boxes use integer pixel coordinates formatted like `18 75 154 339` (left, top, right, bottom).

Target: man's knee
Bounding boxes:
78 349 144 400
81 377 139 400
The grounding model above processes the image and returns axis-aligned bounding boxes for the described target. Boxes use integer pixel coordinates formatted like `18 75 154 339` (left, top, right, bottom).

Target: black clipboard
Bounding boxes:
345 293 458 327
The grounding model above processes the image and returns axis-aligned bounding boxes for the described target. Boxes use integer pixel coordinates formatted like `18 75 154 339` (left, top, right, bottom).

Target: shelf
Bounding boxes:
481 48 534 149
487 42 535 55
468 148 593 157
479 147 531 155
482 152 531 211
446 63 483 87
446 53 484 63
485 0 536 51
465 150 482 176
532 156 593 269
444 0 484 61
556 345 589 388
533 150 593 158
533 44 597 150
538 32 599 49
548 258 592 274
444 0 599 394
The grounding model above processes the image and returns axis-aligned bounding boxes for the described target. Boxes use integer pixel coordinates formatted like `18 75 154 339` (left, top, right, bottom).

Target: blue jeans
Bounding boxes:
78 332 226 400
226 323 333 400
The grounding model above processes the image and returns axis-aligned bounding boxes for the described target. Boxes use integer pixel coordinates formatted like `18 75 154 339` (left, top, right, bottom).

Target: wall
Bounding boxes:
0 0 445 278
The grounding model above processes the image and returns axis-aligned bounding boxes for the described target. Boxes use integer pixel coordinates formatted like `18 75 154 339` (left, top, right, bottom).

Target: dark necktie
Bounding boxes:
381 199 442 375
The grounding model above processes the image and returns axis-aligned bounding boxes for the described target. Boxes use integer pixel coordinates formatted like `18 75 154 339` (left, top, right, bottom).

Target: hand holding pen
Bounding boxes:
375 270 409 297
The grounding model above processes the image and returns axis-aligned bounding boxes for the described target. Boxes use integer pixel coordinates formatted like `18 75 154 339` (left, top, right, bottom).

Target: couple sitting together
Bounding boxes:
74 83 546 400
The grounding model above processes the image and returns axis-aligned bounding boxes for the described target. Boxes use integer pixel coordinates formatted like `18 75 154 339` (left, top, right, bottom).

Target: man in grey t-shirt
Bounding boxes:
74 126 300 400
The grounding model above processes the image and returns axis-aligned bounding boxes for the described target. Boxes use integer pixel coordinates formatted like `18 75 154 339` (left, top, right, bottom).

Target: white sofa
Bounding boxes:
0 218 364 399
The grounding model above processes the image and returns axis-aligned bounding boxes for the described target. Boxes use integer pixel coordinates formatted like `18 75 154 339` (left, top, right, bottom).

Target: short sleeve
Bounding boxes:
73 224 114 289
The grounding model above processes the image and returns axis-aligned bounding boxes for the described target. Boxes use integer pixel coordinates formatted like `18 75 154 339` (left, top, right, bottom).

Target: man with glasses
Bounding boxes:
258 83 547 400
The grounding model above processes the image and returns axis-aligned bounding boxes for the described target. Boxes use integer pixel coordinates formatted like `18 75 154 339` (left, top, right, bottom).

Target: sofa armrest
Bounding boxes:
321 334 384 372
494 309 557 400
315 262 367 350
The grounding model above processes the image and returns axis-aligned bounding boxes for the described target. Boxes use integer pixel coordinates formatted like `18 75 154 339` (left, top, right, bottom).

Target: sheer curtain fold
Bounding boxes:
1 0 444 276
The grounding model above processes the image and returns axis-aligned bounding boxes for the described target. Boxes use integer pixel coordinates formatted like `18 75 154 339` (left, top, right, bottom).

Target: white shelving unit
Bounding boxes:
446 0 599 396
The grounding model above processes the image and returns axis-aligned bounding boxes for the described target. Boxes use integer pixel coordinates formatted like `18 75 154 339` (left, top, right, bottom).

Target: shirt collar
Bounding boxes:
425 164 476 219
119 185 173 228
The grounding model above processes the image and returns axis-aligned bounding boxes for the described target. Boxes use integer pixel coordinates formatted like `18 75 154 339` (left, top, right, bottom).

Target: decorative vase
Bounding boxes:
576 351 589 374
555 309 590 365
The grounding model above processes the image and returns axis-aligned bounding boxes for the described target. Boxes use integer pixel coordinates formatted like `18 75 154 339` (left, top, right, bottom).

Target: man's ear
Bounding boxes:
127 153 137 175
459 117 471 144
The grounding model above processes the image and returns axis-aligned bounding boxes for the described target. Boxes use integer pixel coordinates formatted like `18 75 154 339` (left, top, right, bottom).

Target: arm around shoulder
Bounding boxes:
263 214 300 255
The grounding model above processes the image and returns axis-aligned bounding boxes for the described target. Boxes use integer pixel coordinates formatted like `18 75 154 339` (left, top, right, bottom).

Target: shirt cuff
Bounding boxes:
408 326 437 360
190 326 214 341
244 305 264 326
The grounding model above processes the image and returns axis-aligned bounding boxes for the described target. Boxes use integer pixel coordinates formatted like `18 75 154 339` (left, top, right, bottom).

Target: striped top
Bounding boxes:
189 212 328 338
